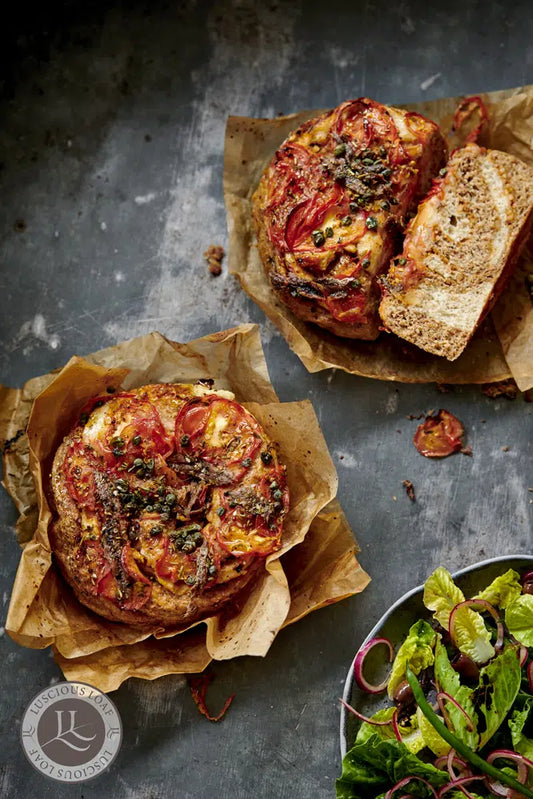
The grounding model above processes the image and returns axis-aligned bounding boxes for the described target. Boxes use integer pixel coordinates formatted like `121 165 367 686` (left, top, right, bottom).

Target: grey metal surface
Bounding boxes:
1 1 532 796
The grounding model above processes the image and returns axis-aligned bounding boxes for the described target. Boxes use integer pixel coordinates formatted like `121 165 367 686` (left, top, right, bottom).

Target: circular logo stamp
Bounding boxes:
20 681 122 783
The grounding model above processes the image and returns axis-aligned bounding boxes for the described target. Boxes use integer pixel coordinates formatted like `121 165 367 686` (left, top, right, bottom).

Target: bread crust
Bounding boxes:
50 384 288 628
253 99 446 339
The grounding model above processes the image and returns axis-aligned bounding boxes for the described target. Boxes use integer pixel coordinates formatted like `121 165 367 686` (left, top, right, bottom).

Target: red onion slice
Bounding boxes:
339 697 397 728
485 750 533 797
438 775 486 798
385 776 439 799
437 691 475 732
353 636 394 694
449 599 504 654
528 660 533 694
518 646 528 667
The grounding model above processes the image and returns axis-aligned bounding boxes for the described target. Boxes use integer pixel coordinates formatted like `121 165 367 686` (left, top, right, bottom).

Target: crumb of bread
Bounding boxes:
203 245 225 276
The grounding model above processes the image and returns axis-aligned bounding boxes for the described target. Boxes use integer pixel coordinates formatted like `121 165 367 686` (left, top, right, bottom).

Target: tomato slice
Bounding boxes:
325 288 368 324
175 397 262 482
91 396 174 469
334 99 408 166
285 189 345 252
214 470 287 557
63 440 100 510
120 581 152 611
155 537 187 587
413 410 465 458
96 571 118 601
120 544 151 586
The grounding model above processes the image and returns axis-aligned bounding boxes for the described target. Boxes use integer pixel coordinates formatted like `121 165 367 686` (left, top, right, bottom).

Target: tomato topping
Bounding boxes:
325 288 368 323
214 469 287 557
91 396 174 469
175 397 262 481
284 189 345 252
63 440 100 510
413 410 465 458
120 544 151 586
96 571 118 600
452 95 488 144
120 581 152 611
155 537 184 585
334 99 408 166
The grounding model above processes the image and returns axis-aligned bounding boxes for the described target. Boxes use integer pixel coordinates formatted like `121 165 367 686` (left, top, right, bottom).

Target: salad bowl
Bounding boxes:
340 553 533 759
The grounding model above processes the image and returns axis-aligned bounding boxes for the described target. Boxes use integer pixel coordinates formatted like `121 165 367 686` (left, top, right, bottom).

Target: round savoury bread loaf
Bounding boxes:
50 382 289 627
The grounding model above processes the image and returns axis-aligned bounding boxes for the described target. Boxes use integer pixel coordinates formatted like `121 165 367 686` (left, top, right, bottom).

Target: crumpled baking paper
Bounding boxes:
1 324 369 691
224 85 533 390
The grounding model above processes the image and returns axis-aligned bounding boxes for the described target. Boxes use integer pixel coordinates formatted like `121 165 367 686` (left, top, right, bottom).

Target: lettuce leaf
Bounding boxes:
355 707 425 754
475 569 522 609
509 697 533 759
476 644 522 748
505 594 533 646
423 567 465 630
336 734 448 798
415 705 451 756
450 601 495 664
433 637 479 749
387 620 436 699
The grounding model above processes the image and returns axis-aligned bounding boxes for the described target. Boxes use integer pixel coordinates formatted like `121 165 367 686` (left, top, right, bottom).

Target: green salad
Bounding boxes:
337 566 533 798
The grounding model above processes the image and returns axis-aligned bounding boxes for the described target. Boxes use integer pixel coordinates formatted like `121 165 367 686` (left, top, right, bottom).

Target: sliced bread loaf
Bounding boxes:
379 143 533 360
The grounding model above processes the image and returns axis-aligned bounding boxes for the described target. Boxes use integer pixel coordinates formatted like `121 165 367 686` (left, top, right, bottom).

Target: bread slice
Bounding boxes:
379 143 533 360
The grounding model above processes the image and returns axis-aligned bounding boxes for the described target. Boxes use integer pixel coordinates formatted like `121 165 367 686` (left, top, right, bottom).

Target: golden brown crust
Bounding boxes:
253 98 447 340
50 384 288 628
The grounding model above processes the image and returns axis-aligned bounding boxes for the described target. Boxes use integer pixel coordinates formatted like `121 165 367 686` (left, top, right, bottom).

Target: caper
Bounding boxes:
241 457 252 468
366 216 378 230
150 525 163 536
145 458 154 472
341 216 352 227
311 230 325 247
133 458 143 468
273 489 283 500
165 493 176 506
208 564 217 576
361 258 371 269
324 226 334 238
217 507 226 517
261 451 273 465
186 576 196 585
180 434 190 447
132 434 142 446
334 143 346 157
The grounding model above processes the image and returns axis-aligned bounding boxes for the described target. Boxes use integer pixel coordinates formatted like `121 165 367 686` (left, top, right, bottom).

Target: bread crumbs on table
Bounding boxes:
203 244 225 276
402 480 416 502
482 379 518 399
502 446 510 452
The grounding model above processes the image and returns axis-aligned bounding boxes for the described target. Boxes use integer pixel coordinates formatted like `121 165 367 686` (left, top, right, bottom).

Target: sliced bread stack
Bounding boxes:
379 143 533 360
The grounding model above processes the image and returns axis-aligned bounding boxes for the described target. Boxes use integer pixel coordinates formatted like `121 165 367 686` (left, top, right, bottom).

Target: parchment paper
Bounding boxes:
1 325 369 692
224 85 533 390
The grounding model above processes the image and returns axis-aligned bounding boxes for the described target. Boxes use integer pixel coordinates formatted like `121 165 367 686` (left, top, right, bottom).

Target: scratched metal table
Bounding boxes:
1 1 532 796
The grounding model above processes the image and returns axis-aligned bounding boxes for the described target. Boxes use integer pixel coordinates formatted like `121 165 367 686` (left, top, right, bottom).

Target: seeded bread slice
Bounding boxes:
379 143 533 360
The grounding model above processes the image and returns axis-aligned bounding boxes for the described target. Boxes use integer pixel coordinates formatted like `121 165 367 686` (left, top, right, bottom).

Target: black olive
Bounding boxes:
393 680 415 705
451 653 480 683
